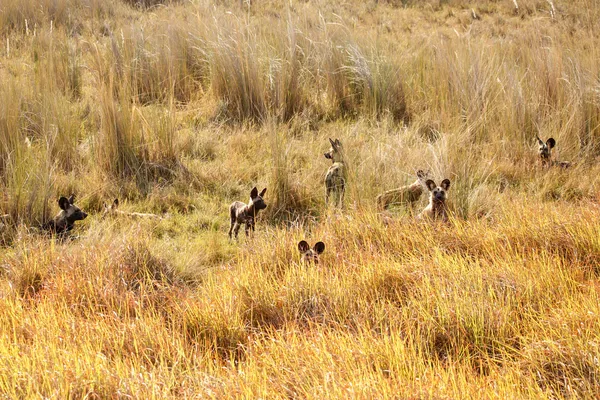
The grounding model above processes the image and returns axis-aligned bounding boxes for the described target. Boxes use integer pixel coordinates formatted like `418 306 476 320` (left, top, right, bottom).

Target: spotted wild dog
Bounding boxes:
43 194 88 235
376 170 430 211
228 187 267 240
102 198 163 220
324 138 347 208
537 136 571 168
418 179 451 222
298 240 325 264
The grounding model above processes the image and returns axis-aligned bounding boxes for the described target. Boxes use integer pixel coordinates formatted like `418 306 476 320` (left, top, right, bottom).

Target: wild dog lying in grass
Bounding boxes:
324 138 347 208
537 136 571 168
298 240 325 264
103 199 163 220
43 194 88 235
376 170 430 211
228 187 267 240
418 179 451 222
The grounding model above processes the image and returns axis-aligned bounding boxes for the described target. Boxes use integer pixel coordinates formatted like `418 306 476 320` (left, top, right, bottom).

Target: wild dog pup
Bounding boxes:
298 240 325 264
418 179 451 222
43 194 88 235
324 138 347 208
376 170 430 211
103 198 162 219
537 136 571 168
228 187 267 240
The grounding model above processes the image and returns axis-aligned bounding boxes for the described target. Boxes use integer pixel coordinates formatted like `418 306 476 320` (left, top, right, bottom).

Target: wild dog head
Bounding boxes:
249 187 267 212
102 198 119 217
537 136 555 163
45 194 88 234
298 240 325 264
324 138 344 163
425 179 451 203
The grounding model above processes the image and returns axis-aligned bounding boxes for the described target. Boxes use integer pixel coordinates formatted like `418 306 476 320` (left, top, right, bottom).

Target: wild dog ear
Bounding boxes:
440 179 451 191
313 242 325 254
259 188 267 197
250 187 258 199
113 199 119 208
546 138 556 149
68 194 75 204
425 179 437 191
298 240 310 253
537 136 545 146
58 196 70 210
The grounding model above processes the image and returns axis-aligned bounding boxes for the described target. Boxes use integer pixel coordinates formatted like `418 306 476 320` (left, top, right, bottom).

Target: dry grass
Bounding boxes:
1 0 600 398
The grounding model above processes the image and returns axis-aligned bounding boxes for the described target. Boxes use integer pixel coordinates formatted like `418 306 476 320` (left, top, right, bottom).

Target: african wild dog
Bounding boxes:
418 179 451 222
228 187 267 240
376 170 430 211
43 194 88 235
324 138 347 208
298 240 325 264
537 136 571 168
102 198 162 219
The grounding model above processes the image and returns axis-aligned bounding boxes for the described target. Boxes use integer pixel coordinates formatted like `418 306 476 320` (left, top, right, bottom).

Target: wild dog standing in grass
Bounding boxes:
43 194 88 236
298 240 325 264
324 138 347 208
228 187 267 240
537 136 571 168
376 170 430 211
418 179 451 222
103 198 163 220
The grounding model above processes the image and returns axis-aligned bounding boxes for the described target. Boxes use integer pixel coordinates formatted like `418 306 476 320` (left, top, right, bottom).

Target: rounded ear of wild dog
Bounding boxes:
298 240 310 253
113 198 119 208
546 138 556 149
259 188 267 197
425 179 437 191
250 187 258 199
58 196 70 210
441 179 451 191
313 242 325 254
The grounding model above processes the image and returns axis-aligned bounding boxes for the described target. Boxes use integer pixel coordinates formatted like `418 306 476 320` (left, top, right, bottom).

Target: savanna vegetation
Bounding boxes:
1 0 599 398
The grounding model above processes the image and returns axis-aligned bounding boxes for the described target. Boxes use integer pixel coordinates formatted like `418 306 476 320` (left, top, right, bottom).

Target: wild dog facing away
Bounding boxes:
537 136 571 168
376 170 430 211
228 187 267 240
418 179 451 222
43 194 88 235
103 199 163 220
298 240 325 264
324 138 347 208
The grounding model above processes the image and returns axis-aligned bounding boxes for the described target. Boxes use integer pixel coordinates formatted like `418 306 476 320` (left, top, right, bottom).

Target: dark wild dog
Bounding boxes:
324 138 347 208
537 136 571 168
418 179 451 222
298 240 325 264
43 194 88 235
376 170 430 211
228 187 267 240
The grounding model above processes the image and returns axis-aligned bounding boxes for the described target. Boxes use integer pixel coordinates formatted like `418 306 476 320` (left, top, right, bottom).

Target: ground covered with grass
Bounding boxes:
1 0 600 398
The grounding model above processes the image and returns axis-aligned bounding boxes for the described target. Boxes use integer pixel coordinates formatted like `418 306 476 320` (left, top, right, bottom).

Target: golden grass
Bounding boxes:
1 0 600 398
